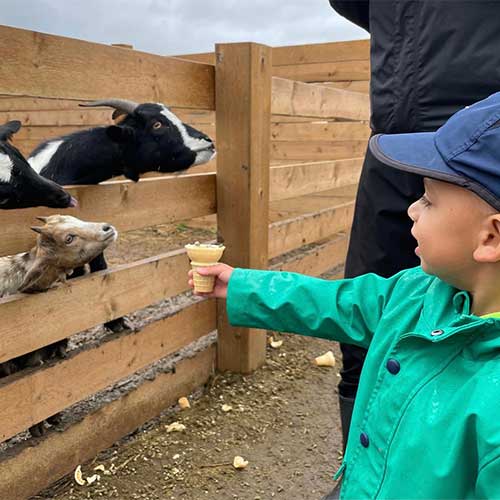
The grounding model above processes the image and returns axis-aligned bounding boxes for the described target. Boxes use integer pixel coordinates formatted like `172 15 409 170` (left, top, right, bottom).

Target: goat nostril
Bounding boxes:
103 225 112 232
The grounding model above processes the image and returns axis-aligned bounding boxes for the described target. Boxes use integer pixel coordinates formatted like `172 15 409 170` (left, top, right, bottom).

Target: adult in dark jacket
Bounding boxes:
328 0 500 475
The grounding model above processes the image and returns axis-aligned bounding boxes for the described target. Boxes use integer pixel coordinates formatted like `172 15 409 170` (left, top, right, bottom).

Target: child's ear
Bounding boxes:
473 215 500 262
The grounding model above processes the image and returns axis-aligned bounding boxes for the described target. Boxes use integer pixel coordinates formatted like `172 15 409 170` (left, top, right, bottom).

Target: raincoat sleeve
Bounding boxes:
328 0 370 32
476 454 500 498
226 269 400 349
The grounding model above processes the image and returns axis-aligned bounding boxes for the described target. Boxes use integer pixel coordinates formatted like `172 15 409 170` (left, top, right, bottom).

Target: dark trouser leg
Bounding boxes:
342 145 423 396
339 146 423 443
324 147 423 499
89 253 132 332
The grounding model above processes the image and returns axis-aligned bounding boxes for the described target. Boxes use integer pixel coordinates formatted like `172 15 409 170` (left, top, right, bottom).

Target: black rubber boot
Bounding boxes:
339 394 355 452
321 394 356 500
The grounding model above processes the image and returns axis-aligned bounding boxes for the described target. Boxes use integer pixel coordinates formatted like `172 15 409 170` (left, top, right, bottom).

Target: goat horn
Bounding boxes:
36 216 48 223
79 99 139 119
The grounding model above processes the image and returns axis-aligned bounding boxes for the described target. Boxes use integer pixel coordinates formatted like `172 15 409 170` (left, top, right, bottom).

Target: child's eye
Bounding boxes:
419 195 431 207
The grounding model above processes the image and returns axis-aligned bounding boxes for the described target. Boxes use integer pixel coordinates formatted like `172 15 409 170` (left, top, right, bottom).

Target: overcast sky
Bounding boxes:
0 0 368 56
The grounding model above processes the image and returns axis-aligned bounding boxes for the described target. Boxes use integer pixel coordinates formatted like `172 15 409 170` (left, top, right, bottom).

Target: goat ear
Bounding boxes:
19 259 50 293
31 226 45 234
112 110 128 122
0 120 21 142
106 125 134 144
36 216 48 223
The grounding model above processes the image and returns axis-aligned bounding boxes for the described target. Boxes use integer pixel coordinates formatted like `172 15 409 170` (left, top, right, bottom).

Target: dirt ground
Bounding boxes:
32 221 344 500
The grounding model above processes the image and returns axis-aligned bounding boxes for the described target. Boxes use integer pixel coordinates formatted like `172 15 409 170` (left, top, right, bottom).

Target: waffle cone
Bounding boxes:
191 261 217 292
185 243 225 293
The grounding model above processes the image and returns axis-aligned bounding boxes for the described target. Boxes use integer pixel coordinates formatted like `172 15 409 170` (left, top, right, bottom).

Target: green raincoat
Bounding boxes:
226 266 500 499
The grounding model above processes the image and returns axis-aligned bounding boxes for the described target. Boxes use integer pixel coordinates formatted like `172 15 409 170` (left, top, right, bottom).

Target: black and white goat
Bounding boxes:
28 99 216 184
0 121 76 209
28 99 215 332
0 214 117 436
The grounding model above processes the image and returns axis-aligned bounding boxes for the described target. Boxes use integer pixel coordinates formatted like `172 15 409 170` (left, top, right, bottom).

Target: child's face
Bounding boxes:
407 178 495 286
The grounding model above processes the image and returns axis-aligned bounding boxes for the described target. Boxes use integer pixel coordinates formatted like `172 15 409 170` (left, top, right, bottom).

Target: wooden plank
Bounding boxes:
0 25 214 109
1 110 215 133
0 108 113 127
0 346 215 500
319 81 370 93
173 109 215 124
269 184 356 218
327 266 345 280
10 140 37 156
0 173 216 256
271 159 311 165
174 53 216 65
271 115 330 123
215 42 272 373
270 158 363 201
121 157 216 178
0 300 215 442
272 77 370 120
269 201 354 258
0 248 194 363
0 95 87 111
272 39 369 66
273 60 370 82
174 39 370 67
176 160 216 174
269 185 357 219
0 97 216 124
271 121 370 142
271 139 368 161
270 233 349 276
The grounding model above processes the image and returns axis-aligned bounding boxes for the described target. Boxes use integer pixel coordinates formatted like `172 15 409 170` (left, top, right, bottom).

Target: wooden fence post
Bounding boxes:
215 42 272 373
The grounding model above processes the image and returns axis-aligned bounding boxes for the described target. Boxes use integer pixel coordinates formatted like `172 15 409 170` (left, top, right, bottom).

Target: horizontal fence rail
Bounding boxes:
0 173 216 256
271 77 370 120
271 121 370 141
0 346 216 500
0 300 215 442
270 158 363 201
0 249 191 363
272 60 370 82
270 232 349 276
176 39 369 68
0 26 215 108
271 139 367 161
269 199 355 258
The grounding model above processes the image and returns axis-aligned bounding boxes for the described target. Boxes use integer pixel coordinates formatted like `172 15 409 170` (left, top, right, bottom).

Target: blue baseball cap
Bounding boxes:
370 92 500 212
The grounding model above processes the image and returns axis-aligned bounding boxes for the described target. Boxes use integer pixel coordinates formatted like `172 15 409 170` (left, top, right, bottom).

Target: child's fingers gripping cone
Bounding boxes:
185 242 233 298
187 263 234 298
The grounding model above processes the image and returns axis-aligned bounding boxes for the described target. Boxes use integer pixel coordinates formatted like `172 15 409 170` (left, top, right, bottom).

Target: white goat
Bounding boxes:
0 215 116 298
0 215 117 437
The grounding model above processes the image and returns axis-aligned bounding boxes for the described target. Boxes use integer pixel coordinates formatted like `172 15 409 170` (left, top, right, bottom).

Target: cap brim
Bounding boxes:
370 132 500 210
369 132 470 187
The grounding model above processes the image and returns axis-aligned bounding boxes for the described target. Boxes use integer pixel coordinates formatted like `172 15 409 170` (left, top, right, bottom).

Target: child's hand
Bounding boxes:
188 263 234 298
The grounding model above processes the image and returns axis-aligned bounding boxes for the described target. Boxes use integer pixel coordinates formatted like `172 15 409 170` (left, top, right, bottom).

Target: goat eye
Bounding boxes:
65 235 75 244
153 121 163 130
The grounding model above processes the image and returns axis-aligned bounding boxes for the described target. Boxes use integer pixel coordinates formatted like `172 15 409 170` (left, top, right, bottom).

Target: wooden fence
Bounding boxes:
0 25 370 499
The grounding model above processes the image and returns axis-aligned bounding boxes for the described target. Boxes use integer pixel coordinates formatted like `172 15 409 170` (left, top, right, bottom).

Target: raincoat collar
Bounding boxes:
402 278 500 356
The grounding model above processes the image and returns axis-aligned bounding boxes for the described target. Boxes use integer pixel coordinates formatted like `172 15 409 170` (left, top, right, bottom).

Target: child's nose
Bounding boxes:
407 200 419 222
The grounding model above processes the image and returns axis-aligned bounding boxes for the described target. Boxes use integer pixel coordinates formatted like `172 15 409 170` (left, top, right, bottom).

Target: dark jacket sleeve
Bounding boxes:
329 0 370 32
